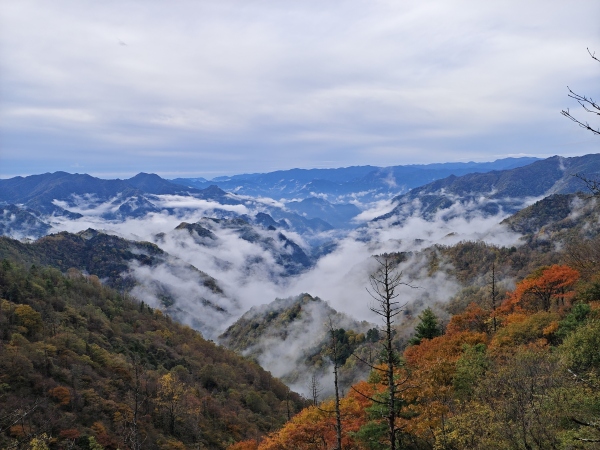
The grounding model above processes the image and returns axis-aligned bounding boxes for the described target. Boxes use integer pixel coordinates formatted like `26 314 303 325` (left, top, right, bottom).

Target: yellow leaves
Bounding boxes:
113 403 134 424
157 329 173 341
28 433 50 450
87 343 111 366
543 320 560 336
491 311 561 348
158 373 185 404
14 304 43 334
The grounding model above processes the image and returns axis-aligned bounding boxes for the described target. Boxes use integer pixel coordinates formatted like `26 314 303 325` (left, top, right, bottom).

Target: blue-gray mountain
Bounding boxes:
0 172 336 238
170 157 539 202
376 154 600 224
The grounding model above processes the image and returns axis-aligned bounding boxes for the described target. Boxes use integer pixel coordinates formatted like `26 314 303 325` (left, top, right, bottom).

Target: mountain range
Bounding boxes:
170 157 540 201
2 153 600 447
0 156 543 242
376 154 600 224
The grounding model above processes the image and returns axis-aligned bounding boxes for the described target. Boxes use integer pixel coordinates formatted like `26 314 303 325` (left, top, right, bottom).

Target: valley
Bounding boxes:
2 153 600 448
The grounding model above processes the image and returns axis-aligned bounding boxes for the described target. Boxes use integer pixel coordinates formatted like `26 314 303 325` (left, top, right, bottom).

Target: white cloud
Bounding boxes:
45 189 527 336
1 0 599 177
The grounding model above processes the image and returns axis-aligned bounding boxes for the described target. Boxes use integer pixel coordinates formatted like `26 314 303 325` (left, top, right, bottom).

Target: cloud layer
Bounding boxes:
1 0 599 177
44 190 524 339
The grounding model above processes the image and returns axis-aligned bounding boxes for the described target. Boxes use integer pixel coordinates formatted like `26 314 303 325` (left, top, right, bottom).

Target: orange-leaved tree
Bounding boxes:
228 440 259 450
501 265 579 313
445 303 490 336
402 331 488 447
257 380 375 450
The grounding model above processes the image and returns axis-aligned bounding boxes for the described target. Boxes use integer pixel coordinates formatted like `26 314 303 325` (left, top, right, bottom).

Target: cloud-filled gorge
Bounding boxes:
45 191 526 341
12 154 600 398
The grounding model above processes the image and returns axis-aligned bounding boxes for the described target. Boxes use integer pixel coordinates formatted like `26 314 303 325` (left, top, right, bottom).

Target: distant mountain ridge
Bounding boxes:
3 155 596 242
376 154 600 224
0 172 338 238
170 157 540 201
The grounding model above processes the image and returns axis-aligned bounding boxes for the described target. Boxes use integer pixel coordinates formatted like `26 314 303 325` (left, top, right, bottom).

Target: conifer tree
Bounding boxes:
409 307 442 345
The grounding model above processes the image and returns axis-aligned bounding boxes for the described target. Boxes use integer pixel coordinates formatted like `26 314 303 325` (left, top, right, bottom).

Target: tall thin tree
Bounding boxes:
490 261 498 333
327 318 343 450
353 254 417 450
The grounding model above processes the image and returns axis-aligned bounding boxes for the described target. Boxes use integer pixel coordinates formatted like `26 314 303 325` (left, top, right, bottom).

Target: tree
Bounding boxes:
561 48 600 136
156 373 186 436
353 254 416 450
409 307 442 345
327 319 343 450
308 373 323 407
490 262 499 332
503 265 580 313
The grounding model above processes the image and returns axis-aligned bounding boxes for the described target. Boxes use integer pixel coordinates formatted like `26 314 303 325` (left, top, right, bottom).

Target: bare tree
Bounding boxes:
327 318 344 450
490 261 498 333
126 357 147 450
561 48 600 136
573 172 600 196
353 254 417 450
308 372 323 407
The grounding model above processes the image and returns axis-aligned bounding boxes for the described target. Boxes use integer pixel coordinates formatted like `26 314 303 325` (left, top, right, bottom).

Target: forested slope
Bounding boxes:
236 238 600 449
0 260 307 449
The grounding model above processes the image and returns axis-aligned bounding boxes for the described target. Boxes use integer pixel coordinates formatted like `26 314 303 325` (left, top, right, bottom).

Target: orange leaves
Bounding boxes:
402 331 488 443
446 303 490 335
48 386 71 406
228 440 259 450
258 405 330 449
404 331 488 368
501 265 579 313
256 381 377 450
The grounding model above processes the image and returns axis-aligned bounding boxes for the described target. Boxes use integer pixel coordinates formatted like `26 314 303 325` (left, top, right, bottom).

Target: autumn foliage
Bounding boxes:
501 264 580 313
247 260 600 449
0 260 307 449
2 236 600 448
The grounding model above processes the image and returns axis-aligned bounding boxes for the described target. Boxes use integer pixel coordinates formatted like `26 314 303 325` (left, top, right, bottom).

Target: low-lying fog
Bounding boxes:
45 192 530 340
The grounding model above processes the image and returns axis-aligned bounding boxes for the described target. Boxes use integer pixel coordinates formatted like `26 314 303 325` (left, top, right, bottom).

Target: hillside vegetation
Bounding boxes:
238 256 600 449
0 260 307 450
228 214 600 449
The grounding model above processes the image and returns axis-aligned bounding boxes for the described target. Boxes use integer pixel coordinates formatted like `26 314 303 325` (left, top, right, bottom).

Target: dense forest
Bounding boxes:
0 260 307 449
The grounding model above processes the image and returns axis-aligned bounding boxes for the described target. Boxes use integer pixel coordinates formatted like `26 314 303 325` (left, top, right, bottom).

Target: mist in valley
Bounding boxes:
44 191 528 335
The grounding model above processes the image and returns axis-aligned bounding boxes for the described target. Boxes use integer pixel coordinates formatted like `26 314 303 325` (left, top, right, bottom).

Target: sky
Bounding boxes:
1 0 598 179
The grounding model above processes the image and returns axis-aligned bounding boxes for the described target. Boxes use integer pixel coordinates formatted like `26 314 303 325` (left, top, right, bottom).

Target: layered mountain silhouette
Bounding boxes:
376 154 600 224
171 157 539 201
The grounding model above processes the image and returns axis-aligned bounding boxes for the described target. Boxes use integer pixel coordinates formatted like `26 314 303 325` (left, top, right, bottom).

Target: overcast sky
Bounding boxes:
1 0 598 179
